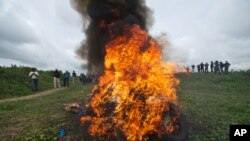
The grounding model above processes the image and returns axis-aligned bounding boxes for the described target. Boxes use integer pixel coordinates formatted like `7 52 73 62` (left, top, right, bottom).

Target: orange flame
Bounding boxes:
81 25 180 141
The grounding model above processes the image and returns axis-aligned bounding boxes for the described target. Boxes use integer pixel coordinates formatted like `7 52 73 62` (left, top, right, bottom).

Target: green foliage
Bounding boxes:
0 66 54 99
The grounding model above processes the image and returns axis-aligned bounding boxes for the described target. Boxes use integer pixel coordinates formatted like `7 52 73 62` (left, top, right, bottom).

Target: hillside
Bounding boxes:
0 66 54 99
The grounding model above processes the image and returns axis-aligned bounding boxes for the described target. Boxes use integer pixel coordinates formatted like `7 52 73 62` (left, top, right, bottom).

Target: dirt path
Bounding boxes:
0 88 67 104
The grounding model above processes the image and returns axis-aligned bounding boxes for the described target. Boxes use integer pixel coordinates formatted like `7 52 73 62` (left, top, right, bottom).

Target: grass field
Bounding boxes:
0 72 249 141
0 83 93 141
0 67 55 99
178 72 250 141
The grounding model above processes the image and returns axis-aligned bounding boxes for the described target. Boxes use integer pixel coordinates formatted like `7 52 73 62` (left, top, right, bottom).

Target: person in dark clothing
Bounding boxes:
205 63 209 73
219 61 224 73
63 71 70 87
210 61 214 72
197 64 200 73
214 61 220 74
191 65 195 72
72 70 76 85
214 61 217 72
224 61 231 75
80 73 87 84
186 66 190 73
29 68 39 91
200 62 204 72
54 69 61 88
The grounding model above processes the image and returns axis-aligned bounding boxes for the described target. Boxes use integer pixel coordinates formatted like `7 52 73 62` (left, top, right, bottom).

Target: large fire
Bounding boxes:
81 24 180 141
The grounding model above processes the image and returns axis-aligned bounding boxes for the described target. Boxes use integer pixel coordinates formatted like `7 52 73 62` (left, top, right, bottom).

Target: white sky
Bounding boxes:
0 0 250 73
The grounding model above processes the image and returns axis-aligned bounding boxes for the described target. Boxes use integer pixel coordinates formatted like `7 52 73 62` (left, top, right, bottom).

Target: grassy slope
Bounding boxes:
0 72 249 141
0 83 93 141
0 67 54 99
178 72 250 141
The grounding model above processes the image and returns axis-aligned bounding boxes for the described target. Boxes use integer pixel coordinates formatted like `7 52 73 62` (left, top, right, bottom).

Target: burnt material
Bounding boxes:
81 113 188 141
81 91 188 141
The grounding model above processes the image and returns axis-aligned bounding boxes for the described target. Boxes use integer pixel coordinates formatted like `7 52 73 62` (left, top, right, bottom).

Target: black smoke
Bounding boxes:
71 0 152 74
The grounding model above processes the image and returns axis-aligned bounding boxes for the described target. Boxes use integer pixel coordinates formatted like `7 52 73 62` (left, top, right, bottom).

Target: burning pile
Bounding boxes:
72 0 181 140
82 25 180 140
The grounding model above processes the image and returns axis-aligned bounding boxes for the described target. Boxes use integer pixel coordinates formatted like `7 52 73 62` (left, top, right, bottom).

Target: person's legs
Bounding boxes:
54 77 57 88
57 78 61 88
67 78 69 87
63 78 66 87
72 77 75 85
34 79 38 91
31 79 36 91
225 68 228 75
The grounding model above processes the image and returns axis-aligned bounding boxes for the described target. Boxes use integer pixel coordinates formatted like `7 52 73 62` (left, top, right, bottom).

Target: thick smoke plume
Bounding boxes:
71 0 152 74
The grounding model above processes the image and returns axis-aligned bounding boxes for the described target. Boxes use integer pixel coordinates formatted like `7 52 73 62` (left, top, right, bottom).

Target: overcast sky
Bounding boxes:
0 0 250 73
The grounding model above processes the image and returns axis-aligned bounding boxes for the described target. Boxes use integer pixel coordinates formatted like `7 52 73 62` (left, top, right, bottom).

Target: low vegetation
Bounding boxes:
178 72 250 140
0 66 54 99
0 69 249 140
0 83 93 141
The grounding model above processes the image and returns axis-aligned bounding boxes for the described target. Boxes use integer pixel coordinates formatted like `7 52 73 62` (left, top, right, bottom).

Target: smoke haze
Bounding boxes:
71 0 153 73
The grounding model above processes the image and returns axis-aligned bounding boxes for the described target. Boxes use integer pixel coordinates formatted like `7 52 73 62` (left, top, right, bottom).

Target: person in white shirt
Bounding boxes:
29 68 39 91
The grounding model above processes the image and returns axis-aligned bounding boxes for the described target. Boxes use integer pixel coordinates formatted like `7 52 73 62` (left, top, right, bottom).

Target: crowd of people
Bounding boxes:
28 60 231 91
28 68 99 91
52 69 83 88
79 73 99 84
189 61 231 75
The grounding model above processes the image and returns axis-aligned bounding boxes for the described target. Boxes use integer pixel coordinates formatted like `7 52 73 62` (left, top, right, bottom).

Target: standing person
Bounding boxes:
72 70 76 85
80 73 87 84
54 69 61 88
214 61 217 72
205 63 209 73
224 61 231 75
200 62 204 72
63 71 70 87
214 61 220 74
191 65 195 72
210 61 214 72
186 66 190 73
197 64 200 73
29 68 39 91
219 61 224 73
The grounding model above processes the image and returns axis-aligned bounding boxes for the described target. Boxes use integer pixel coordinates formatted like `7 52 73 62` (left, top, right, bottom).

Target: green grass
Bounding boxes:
0 66 56 99
0 71 250 141
178 72 250 141
0 83 93 141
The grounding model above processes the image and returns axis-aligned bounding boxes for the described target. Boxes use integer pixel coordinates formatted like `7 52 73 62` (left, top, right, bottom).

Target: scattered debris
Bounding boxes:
59 128 65 138
64 103 80 114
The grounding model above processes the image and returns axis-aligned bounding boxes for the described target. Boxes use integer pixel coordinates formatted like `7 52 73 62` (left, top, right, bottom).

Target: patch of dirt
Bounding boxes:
0 88 66 104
